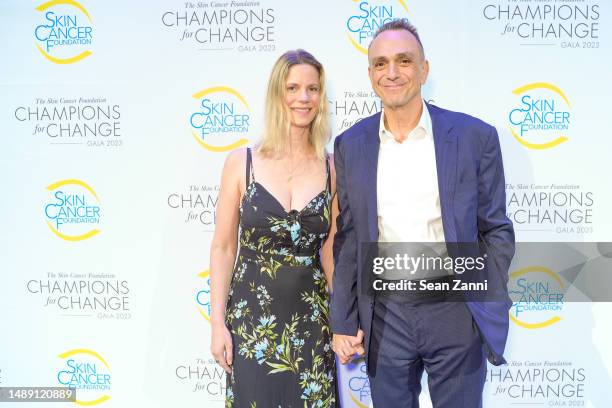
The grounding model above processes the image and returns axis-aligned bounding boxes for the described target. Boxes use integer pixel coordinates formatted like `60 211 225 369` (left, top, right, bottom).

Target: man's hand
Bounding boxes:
332 329 365 364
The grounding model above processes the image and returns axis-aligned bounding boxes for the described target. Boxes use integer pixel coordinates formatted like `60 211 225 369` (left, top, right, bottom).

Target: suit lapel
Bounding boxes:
428 103 458 242
361 113 381 242
360 107 458 243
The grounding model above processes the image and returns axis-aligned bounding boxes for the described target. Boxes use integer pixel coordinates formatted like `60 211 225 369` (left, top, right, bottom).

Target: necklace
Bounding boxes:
285 128 310 182
285 154 303 183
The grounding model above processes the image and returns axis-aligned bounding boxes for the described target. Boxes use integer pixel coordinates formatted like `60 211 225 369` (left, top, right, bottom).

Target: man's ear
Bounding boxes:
421 59 430 85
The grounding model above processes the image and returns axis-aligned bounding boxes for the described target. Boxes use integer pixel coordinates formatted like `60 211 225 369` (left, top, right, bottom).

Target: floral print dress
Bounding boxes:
225 148 337 407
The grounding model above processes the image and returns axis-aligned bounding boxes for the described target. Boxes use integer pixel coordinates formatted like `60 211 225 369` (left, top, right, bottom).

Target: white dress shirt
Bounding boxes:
377 100 446 249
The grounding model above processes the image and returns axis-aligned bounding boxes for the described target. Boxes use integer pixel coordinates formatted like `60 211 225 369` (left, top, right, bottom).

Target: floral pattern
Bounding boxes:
225 149 336 407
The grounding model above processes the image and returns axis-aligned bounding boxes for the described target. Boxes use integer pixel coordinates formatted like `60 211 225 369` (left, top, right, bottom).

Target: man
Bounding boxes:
330 19 515 407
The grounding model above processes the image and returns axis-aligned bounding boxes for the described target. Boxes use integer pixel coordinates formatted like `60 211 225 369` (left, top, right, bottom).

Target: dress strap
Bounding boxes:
325 154 331 194
246 148 255 187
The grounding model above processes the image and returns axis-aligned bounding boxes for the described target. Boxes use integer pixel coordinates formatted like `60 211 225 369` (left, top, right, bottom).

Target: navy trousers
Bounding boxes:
368 299 486 408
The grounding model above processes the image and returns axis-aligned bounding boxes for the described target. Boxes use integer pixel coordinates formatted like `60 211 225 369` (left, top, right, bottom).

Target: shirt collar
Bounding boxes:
379 99 432 143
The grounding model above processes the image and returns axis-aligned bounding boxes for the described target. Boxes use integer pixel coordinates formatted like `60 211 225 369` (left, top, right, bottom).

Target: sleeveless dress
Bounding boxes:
224 148 337 407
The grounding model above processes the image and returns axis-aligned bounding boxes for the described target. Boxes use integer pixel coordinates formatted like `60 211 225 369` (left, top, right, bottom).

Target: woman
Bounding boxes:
209 49 338 407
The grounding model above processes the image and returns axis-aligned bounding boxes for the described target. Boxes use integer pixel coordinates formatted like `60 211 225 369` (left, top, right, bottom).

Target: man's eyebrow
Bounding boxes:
370 52 417 63
370 56 388 63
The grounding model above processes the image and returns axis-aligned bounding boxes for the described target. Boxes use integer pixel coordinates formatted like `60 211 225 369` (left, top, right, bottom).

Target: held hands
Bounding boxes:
332 329 365 364
211 322 233 374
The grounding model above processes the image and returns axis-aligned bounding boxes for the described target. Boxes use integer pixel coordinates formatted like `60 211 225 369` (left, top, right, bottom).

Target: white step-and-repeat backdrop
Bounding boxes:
1 0 611 407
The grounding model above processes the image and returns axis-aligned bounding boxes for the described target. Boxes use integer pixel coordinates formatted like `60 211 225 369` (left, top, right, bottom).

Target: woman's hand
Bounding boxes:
211 322 233 374
332 329 365 364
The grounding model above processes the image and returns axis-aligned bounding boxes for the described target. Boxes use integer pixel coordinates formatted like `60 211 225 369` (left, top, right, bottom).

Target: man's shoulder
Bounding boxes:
429 103 494 132
429 103 498 151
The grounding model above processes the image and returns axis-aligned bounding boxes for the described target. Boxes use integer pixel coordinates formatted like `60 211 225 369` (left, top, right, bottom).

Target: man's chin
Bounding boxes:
382 100 407 110
380 95 420 110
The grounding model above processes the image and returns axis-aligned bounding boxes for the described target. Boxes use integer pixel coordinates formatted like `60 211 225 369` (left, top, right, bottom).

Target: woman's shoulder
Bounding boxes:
326 152 335 172
221 148 251 180
225 147 250 165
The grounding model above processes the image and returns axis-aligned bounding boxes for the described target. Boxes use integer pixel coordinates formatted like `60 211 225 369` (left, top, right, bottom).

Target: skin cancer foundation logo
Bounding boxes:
196 270 212 323
508 82 571 150
44 179 101 241
190 86 250 153
509 266 565 329
348 362 371 408
34 0 93 64
56 349 111 405
346 0 410 54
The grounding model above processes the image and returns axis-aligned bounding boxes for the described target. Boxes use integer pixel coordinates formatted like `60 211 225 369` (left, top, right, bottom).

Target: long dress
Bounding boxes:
224 148 337 407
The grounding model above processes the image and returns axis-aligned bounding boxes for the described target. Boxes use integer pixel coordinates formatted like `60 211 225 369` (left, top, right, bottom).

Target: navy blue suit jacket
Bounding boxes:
330 103 515 366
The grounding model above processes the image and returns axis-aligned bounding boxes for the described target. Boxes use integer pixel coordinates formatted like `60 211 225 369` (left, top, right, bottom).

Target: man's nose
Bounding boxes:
386 62 399 79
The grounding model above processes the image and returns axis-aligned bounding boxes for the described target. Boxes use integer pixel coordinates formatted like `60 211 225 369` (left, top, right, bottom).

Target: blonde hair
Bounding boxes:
258 49 330 160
